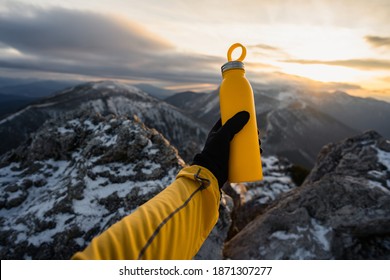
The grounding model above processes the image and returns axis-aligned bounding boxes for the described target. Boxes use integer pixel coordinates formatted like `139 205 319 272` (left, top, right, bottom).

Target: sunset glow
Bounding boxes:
0 0 389 101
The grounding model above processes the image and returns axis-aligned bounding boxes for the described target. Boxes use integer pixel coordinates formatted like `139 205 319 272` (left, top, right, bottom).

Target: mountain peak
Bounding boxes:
89 80 145 95
47 80 153 103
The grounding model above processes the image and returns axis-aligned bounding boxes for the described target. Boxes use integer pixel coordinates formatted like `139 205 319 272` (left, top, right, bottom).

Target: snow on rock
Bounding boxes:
225 131 390 259
258 218 332 260
241 156 295 204
306 130 390 194
91 80 145 97
0 112 184 259
225 156 297 240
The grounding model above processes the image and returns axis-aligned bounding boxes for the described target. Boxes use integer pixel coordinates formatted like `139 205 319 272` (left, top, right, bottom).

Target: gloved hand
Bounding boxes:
192 111 250 188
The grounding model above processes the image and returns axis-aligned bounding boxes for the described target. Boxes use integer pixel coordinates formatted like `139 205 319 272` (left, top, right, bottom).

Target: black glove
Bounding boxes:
192 111 250 188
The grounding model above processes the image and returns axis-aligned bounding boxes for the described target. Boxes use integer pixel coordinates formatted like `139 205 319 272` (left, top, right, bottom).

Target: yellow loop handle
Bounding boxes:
227 43 246 62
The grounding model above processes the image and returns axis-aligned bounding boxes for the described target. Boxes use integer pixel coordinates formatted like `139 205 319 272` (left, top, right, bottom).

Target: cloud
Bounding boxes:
0 6 172 59
321 82 362 91
282 58 390 70
247 44 281 51
247 43 290 61
245 61 280 70
0 5 223 84
365 35 390 48
378 76 390 84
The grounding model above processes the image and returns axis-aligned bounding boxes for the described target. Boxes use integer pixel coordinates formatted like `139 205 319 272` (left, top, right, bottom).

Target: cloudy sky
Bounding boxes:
0 0 390 100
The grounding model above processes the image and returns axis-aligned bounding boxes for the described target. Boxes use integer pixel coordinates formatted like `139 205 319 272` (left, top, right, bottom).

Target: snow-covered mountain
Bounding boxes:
0 81 207 162
165 85 390 167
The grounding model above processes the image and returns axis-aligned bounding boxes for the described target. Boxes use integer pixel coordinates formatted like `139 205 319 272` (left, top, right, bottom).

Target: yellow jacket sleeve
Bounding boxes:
72 165 220 260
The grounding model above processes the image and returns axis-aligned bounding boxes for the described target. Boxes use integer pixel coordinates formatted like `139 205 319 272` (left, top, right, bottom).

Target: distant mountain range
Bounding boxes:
0 81 207 162
134 83 176 100
1 79 390 168
165 85 390 167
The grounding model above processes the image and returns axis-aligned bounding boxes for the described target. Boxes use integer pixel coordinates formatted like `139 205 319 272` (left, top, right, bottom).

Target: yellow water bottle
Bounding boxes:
220 43 263 183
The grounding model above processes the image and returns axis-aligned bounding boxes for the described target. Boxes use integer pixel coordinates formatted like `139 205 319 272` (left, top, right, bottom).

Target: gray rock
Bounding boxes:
225 156 297 241
195 194 233 260
224 131 390 259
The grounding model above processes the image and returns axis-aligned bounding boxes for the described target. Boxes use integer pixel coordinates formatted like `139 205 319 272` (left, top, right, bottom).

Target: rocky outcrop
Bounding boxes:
225 156 297 240
0 112 185 259
224 131 390 259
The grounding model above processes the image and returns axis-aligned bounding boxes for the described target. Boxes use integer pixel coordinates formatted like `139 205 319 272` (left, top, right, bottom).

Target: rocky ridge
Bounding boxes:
224 131 390 259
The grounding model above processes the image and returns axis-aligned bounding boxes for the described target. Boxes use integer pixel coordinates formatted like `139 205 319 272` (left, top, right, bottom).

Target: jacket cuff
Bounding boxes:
176 165 219 190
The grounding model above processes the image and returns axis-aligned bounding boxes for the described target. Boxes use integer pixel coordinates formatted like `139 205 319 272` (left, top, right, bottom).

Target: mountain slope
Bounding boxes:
165 90 220 126
0 81 207 161
0 80 78 98
0 93 37 119
264 102 358 167
306 91 390 138
135 83 175 100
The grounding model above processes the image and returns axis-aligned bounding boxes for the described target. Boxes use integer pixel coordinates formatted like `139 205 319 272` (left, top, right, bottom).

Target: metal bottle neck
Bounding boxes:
221 61 245 73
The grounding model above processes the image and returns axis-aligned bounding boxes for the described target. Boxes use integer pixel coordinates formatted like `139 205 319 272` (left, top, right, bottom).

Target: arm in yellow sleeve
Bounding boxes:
72 165 220 260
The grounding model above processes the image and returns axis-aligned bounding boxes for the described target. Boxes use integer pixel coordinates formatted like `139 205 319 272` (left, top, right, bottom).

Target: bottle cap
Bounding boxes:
221 43 246 73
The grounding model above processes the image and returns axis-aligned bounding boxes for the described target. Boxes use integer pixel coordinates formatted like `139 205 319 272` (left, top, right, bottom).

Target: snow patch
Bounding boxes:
263 218 331 259
233 156 295 205
376 147 390 170
310 219 331 251
92 81 147 98
149 148 159 155
290 248 315 259
97 134 117 147
83 120 96 131
367 146 390 191
202 96 218 115
57 127 74 134
141 161 161 175
270 231 300 241
368 180 390 194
